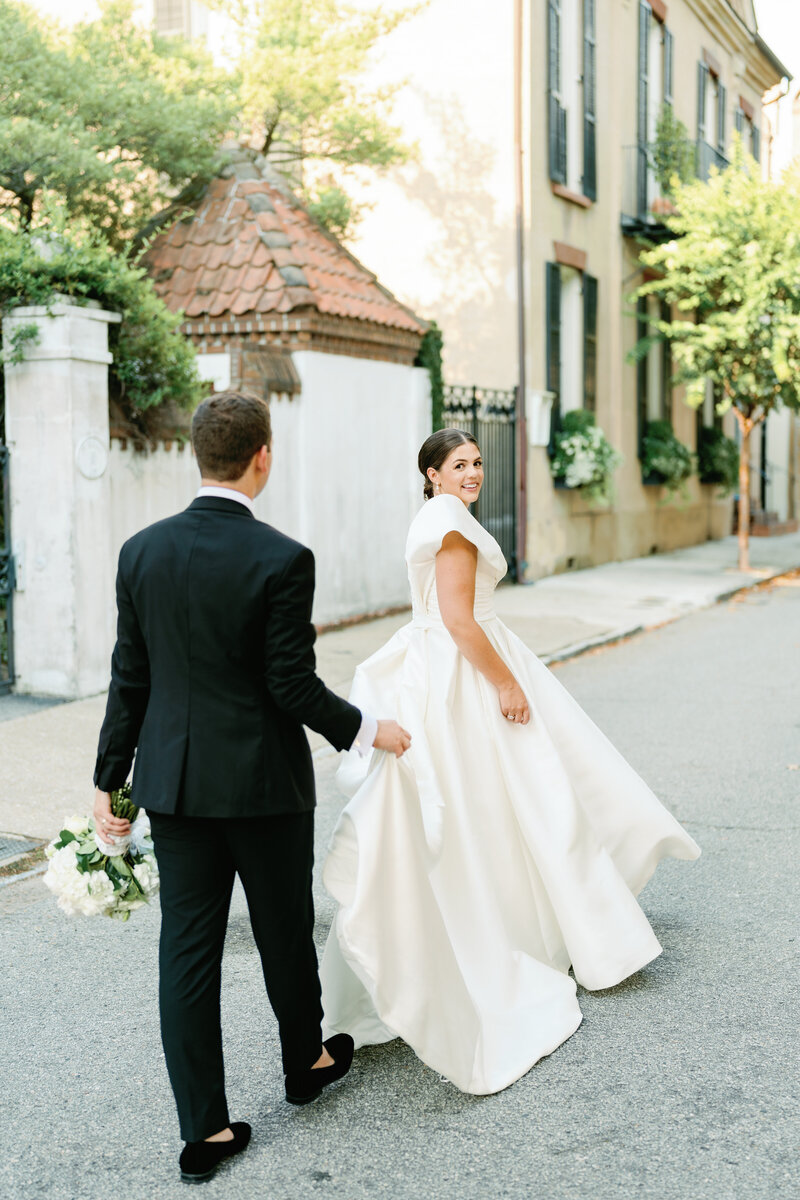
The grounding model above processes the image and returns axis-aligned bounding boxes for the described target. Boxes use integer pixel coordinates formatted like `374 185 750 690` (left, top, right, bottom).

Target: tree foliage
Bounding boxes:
0 214 207 423
0 0 235 244
208 0 422 234
632 143 800 566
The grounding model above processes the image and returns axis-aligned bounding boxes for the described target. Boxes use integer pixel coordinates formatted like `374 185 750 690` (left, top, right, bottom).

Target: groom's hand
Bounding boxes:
93 787 132 840
373 720 412 758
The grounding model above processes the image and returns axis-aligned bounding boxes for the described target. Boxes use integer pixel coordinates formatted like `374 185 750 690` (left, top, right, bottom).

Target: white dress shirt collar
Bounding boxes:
196 486 255 514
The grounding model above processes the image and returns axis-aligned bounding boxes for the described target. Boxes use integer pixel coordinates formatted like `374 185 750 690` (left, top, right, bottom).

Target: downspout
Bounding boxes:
513 0 529 583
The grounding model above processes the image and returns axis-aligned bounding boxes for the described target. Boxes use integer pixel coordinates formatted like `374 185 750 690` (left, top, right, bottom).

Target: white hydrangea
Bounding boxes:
44 845 116 917
62 814 91 837
132 856 160 898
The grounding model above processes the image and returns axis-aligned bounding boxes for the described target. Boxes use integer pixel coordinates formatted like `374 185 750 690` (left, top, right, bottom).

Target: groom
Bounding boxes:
93 390 410 1183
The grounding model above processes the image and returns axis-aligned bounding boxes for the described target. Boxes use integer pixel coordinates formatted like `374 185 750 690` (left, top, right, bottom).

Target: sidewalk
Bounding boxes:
1 529 799 843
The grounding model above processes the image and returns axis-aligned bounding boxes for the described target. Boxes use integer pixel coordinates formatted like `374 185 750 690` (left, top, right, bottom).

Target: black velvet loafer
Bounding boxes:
285 1033 355 1105
179 1121 251 1184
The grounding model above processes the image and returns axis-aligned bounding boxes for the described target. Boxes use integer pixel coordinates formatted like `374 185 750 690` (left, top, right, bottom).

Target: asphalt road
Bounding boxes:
1 580 797 1200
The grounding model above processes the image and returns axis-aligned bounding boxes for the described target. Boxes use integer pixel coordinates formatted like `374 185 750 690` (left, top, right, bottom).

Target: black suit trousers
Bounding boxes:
149 811 323 1142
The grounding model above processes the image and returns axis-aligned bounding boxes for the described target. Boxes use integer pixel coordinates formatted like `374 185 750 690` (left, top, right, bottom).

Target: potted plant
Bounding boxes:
697 425 739 495
641 419 694 497
550 410 622 507
651 107 695 215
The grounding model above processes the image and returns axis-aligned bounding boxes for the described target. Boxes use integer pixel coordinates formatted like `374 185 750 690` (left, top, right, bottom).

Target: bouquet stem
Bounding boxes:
111 783 139 824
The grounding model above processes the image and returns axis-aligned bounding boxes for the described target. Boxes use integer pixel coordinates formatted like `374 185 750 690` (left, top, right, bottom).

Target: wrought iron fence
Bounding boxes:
442 385 517 578
0 444 13 693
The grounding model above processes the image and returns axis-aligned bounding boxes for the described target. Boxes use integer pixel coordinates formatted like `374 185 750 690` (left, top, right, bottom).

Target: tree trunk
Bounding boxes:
733 409 758 572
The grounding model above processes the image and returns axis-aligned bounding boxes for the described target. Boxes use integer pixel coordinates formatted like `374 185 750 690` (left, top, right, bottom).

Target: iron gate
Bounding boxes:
0 444 13 693
442 384 517 578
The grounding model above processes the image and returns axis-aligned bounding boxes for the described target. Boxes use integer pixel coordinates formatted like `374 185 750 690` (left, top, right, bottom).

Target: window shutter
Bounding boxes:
717 82 727 154
583 275 598 412
734 107 744 136
697 61 708 144
546 263 562 450
752 124 761 162
663 28 674 110
636 296 648 459
548 0 567 184
636 3 651 219
660 300 672 423
582 0 597 201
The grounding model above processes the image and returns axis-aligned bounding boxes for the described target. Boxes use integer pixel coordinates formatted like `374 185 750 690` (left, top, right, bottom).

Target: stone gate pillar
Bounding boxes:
3 298 120 698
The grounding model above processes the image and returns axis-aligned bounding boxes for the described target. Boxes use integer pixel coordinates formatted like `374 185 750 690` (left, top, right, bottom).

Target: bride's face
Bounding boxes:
429 443 484 506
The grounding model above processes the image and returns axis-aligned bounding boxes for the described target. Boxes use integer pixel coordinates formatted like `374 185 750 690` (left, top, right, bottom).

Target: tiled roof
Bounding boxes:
144 166 425 336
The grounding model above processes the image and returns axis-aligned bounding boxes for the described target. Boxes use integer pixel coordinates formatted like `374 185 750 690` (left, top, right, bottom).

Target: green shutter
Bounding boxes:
752 124 761 162
636 2 650 218
734 107 745 136
546 263 562 451
660 300 672 423
583 0 597 200
583 275 598 412
697 61 708 143
717 82 727 154
636 296 648 459
663 28 674 110
548 0 567 184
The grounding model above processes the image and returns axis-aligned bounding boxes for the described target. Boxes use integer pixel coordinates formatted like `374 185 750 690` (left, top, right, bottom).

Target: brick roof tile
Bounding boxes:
144 173 424 336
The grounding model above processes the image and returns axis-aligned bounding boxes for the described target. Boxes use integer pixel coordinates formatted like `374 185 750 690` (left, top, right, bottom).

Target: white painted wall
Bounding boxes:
256 352 431 623
3 301 119 698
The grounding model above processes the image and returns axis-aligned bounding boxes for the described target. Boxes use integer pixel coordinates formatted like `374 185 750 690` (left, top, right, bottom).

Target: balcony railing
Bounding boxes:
621 139 730 236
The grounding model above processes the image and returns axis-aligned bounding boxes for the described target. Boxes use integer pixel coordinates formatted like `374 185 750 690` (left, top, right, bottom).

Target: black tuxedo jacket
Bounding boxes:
94 496 362 817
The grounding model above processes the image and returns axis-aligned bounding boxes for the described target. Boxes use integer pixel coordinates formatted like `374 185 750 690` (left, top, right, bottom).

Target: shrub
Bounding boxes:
642 419 693 496
697 425 739 495
0 216 206 427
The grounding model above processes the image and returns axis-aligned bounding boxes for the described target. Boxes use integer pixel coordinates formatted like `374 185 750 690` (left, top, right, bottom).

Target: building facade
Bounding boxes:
346 0 787 576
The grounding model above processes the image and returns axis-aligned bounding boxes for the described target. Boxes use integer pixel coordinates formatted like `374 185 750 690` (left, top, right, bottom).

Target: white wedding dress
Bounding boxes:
320 494 700 1095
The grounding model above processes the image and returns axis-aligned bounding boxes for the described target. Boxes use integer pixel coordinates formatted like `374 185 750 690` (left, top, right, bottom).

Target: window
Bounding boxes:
547 0 597 199
154 0 188 35
697 58 728 177
546 262 599 446
636 296 672 457
636 2 674 214
734 105 761 162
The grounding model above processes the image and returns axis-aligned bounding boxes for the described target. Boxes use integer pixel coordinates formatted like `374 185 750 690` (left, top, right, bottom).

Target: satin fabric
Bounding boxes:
320 494 700 1095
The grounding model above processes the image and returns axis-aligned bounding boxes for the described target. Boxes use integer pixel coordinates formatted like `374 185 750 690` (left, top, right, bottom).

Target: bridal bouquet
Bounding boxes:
44 784 159 921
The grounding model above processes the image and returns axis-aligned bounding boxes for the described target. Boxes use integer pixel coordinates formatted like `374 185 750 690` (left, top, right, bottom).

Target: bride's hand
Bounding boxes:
498 680 530 726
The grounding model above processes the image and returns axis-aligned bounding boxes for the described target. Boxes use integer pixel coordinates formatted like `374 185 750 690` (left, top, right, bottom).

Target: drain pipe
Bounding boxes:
513 0 528 583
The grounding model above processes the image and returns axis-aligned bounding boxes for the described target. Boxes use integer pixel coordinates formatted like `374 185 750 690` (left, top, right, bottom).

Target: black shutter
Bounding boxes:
717 82 727 155
582 0 597 201
636 296 648 459
636 2 650 219
660 300 672 423
663 28 674 110
583 274 598 412
546 263 562 451
548 0 567 184
752 124 761 162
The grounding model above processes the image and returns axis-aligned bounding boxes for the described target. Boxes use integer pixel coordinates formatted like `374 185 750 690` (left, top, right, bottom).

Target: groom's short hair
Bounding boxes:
192 390 272 481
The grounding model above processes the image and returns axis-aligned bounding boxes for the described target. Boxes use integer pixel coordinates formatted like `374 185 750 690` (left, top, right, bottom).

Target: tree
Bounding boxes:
632 145 800 569
207 0 422 235
0 0 235 245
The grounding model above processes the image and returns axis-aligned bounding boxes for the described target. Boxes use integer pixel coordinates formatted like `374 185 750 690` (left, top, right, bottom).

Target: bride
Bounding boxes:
320 428 700 1095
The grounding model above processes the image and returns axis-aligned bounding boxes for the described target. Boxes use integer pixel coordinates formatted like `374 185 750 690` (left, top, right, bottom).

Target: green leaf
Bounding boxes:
58 830 77 845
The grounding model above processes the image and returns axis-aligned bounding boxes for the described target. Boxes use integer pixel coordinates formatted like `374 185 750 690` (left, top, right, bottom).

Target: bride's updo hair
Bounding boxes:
418 428 480 500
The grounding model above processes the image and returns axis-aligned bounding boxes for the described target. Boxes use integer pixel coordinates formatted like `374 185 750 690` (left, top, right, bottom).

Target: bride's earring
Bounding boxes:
435 481 442 495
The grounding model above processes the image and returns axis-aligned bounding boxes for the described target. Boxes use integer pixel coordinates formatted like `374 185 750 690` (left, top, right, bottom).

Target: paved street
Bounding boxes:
1 573 797 1199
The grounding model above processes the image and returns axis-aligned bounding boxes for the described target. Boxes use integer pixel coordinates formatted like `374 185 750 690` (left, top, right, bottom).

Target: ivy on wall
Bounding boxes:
415 320 444 430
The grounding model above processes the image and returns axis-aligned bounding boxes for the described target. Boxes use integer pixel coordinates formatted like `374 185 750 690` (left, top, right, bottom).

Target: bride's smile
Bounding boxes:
427 445 484 505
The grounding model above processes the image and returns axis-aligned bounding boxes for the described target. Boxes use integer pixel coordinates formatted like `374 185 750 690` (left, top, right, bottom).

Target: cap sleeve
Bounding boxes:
406 494 493 566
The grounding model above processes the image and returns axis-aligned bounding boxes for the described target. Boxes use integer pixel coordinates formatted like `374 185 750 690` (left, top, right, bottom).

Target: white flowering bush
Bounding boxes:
550 410 622 506
44 784 159 921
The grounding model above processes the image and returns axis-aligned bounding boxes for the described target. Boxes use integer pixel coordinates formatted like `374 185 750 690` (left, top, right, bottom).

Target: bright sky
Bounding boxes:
26 0 800 84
